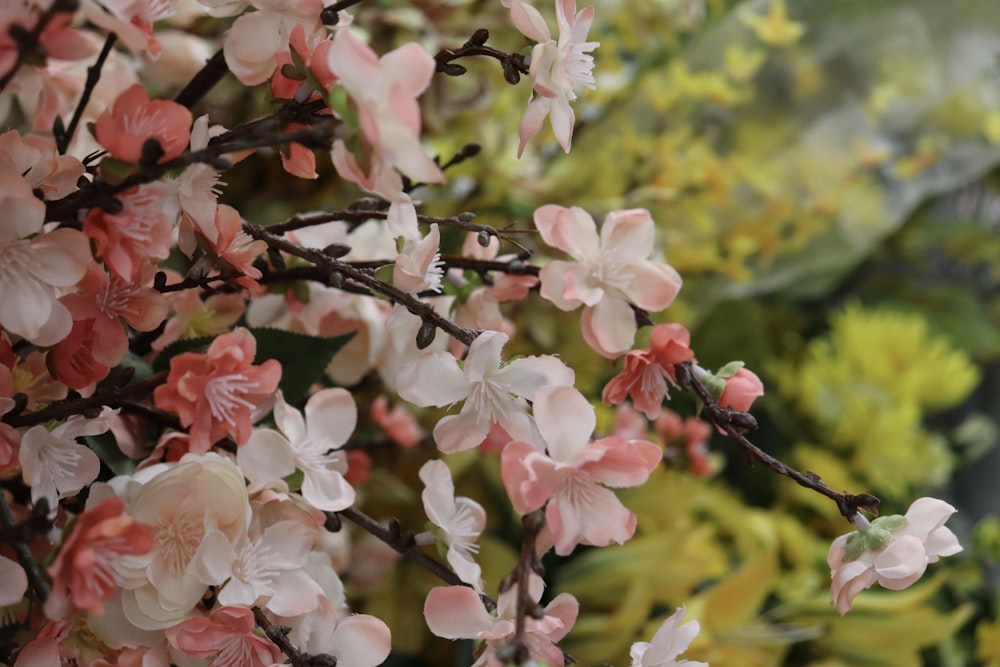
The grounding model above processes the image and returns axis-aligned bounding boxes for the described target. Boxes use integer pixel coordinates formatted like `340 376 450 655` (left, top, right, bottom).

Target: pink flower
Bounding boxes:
501 386 662 555
717 367 764 412
535 205 682 358
223 0 325 85
828 498 963 615
424 576 578 667
397 330 574 453
166 606 283 667
0 555 27 608
0 130 85 199
93 84 192 163
370 395 422 447
83 181 180 282
419 460 486 590
649 323 696 378
503 0 599 156
394 223 444 294
629 605 707 667
238 388 356 512
44 496 156 619
0 165 91 346
602 349 669 420
49 318 111 390
655 410 712 477
326 29 444 239
153 327 282 452
203 204 269 291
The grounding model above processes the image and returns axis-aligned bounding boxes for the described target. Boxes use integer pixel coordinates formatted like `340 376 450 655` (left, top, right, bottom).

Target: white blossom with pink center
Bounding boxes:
503 0 599 156
394 223 445 294
114 453 251 630
397 330 575 453
827 497 962 615
630 605 708 667
196 519 324 616
0 164 91 346
19 407 117 507
424 574 578 667
238 388 357 512
419 460 486 591
501 385 662 555
535 204 682 358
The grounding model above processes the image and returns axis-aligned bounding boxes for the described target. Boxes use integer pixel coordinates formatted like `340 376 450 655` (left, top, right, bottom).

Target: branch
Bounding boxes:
335 506 496 613
0 0 78 92
434 29 530 84
174 49 228 109
320 0 366 24
675 361 881 521
252 606 337 667
2 372 168 428
500 509 547 666
0 493 49 601
56 33 117 155
244 223 480 348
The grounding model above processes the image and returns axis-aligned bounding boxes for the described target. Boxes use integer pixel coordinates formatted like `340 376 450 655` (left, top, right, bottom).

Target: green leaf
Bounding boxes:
84 433 137 477
251 328 355 403
152 335 215 373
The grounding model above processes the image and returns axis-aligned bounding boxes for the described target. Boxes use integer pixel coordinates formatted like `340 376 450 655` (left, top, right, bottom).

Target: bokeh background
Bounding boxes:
183 0 1000 664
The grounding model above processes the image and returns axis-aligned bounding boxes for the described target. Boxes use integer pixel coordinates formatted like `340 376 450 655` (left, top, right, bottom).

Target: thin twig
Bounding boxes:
0 493 49 601
676 361 880 521
252 606 337 667
174 48 227 109
504 509 547 665
56 33 117 155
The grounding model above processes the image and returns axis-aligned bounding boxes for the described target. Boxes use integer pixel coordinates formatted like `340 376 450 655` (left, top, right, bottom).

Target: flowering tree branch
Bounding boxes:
55 33 117 154
435 29 531 83
252 606 337 667
675 361 881 521
501 508 548 665
174 49 228 109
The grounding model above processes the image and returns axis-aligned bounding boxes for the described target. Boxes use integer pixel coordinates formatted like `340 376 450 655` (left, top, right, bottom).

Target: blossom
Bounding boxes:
19 407 116 507
535 205 682 358
203 204 269 290
828 497 962 615
394 223 444 294
238 388 357 512
397 330 574 453
116 453 251 629
717 366 764 412
602 323 695 419
370 395 422 447
501 386 662 555
83 181 180 282
630 606 707 667
0 164 91 346
326 29 444 239
424 575 578 667
93 84 192 163
419 460 486 590
504 0 599 156
0 130 85 199
44 496 156 619
196 519 323 615
166 605 283 667
655 410 713 477
154 327 282 452
223 0 325 85
0 555 27 607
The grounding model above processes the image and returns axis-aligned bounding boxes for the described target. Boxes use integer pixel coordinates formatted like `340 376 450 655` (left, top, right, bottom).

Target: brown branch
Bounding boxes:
335 506 496 612
500 509 547 666
2 372 168 429
252 606 337 667
434 29 530 84
56 32 116 154
675 361 880 521
174 48 227 109
244 223 480 347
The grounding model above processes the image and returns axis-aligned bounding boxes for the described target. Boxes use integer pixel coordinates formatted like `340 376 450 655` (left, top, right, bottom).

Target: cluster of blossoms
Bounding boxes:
0 0 964 664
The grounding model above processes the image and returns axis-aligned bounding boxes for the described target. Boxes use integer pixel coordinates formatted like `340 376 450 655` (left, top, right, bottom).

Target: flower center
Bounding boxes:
204 373 259 425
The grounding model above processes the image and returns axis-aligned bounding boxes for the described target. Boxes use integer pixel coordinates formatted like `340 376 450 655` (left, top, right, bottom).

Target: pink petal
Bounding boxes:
433 411 491 454
874 535 928 590
329 615 392 667
533 205 599 259
424 586 496 640
237 429 296 483
539 260 583 311
533 386 593 462
901 497 957 542
581 297 636 359
304 388 357 448
623 260 683 312
302 469 356 512
600 209 655 261
463 331 507 382
396 352 471 407
583 437 662 487
507 0 551 42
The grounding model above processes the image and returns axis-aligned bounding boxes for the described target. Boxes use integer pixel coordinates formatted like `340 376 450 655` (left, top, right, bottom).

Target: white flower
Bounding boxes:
419 460 486 591
397 330 575 453
197 519 324 616
19 407 116 507
630 606 708 667
238 389 357 512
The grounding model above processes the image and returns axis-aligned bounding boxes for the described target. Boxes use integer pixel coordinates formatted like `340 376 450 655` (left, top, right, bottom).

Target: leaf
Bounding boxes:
84 433 137 477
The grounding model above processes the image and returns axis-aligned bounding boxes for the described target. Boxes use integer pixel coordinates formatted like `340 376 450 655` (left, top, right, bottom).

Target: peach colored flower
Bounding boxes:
204 204 268 291
717 367 764 412
828 498 962 614
0 129 85 200
44 496 155 619
0 555 27 607
535 205 682 358
93 84 192 163
83 181 179 282
154 327 282 452
630 605 707 667
152 287 245 351
166 606 283 667
49 318 111 390
655 409 712 477
419 460 486 591
649 323 696 379
394 223 444 294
